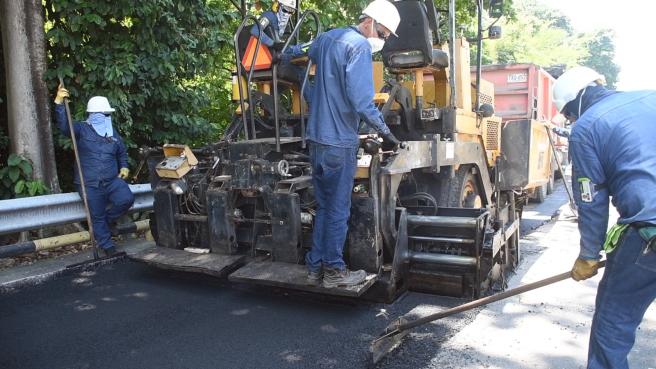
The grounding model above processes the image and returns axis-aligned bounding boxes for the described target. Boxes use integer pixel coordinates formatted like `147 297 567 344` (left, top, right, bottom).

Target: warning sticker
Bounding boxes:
507 73 528 83
446 142 455 160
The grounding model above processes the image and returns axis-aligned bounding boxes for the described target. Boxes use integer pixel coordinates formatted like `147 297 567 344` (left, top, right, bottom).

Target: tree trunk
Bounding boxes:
0 0 60 193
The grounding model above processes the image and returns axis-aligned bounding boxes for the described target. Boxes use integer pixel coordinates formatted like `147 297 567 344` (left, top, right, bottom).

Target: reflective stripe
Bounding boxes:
603 223 629 254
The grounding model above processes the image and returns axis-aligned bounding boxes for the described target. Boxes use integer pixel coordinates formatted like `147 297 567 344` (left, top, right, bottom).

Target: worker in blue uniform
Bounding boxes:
553 66 656 369
250 0 296 48
248 0 303 84
54 85 134 257
286 0 403 288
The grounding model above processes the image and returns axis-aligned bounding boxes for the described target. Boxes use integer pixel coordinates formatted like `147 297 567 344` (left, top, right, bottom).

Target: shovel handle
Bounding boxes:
396 261 606 332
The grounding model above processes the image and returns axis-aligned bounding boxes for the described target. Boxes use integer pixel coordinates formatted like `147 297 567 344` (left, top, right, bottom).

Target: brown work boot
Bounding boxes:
322 267 366 288
101 246 118 257
307 268 323 286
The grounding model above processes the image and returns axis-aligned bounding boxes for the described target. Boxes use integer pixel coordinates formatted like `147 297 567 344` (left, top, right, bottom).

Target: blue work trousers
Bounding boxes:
305 142 357 272
77 177 134 250
588 227 656 369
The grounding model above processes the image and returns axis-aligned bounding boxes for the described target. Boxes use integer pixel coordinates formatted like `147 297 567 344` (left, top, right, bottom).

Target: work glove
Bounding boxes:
571 257 600 281
381 132 408 150
54 85 69 104
118 168 130 180
552 126 570 138
270 48 282 65
272 41 286 52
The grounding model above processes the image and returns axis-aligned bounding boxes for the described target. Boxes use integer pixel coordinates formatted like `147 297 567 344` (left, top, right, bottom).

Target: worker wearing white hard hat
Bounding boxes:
53 86 134 257
284 0 404 289
250 0 297 48
551 66 656 368
359 0 401 53
552 66 605 122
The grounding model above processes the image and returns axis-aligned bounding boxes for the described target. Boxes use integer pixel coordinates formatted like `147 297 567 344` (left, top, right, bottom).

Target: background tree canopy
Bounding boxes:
481 0 619 86
0 0 618 190
41 0 514 153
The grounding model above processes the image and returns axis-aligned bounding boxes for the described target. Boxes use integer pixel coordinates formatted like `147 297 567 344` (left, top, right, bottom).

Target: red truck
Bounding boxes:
476 63 569 200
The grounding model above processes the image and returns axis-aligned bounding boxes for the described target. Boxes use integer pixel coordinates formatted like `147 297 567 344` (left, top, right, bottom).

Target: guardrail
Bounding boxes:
0 184 153 235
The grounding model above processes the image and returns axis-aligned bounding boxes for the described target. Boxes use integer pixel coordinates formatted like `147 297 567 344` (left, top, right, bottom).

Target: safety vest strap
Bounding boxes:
603 223 630 254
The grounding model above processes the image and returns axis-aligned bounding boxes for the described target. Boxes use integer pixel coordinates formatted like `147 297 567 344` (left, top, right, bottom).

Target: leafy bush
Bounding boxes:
44 0 234 149
0 154 49 199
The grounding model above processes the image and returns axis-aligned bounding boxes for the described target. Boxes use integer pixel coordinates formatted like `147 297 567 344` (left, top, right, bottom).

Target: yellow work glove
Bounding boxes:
54 84 69 104
571 257 600 281
118 168 130 180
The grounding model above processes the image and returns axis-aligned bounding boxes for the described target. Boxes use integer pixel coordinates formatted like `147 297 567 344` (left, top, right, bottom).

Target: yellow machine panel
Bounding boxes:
498 119 553 191
526 120 552 189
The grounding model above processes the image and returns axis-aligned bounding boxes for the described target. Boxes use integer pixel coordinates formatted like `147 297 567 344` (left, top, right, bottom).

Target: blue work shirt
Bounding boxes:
250 11 278 48
569 90 656 259
288 26 390 148
54 104 129 187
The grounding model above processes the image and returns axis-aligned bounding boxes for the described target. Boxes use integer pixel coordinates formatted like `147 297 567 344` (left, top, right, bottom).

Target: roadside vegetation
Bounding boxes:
0 0 618 189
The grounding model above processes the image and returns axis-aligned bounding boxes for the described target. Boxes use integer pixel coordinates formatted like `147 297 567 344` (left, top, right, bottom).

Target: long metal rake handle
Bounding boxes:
58 77 99 260
380 260 606 339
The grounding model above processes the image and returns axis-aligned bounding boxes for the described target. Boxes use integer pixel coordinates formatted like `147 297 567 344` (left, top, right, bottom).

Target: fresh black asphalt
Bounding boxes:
0 184 568 369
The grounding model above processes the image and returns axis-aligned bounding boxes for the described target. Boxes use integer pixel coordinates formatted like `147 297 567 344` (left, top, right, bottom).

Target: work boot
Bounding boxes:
101 246 118 257
307 268 323 286
322 267 366 289
109 222 120 237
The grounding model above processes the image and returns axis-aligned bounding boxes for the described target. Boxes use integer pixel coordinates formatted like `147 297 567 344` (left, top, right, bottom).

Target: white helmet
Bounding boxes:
362 0 401 37
553 66 604 112
86 96 115 114
278 0 296 9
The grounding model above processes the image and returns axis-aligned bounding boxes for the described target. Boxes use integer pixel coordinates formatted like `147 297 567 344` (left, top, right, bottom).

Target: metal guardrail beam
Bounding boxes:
0 184 153 235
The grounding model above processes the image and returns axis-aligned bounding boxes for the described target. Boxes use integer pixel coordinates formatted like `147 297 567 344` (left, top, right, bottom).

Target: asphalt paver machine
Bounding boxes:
133 0 536 302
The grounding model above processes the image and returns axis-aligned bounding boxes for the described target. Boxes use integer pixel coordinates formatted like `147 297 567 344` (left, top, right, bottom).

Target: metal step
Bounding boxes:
408 235 475 244
229 261 377 297
129 247 246 278
407 215 479 228
408 251 477 267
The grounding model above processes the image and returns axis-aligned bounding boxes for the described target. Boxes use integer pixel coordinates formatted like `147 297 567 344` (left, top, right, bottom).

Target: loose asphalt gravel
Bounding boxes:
0 184 568 369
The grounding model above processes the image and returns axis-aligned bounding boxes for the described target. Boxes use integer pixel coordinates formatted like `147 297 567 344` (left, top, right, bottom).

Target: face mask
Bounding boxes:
367 37 385 53
87 112 114 137
277 9 292 36
367 20 387 54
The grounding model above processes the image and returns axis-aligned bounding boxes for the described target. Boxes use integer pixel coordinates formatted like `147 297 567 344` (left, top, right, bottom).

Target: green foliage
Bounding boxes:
482 0 620 83
579 29 619 89
44 0 231 149
41 0 515 158
0 154 49 199
484 0 584 67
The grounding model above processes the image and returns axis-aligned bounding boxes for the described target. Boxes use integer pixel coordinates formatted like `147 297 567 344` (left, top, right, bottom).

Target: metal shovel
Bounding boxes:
370 261 606 364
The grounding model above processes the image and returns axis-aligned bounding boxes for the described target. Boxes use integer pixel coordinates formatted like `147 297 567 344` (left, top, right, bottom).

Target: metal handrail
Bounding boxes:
233 15 264 141
282 10 322 149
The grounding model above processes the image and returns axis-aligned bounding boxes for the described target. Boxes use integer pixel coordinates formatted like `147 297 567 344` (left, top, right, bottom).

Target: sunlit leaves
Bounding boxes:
44 0 224 150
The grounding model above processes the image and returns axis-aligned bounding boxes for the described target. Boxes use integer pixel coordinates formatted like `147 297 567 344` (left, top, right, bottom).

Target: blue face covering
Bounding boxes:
87 113 114 137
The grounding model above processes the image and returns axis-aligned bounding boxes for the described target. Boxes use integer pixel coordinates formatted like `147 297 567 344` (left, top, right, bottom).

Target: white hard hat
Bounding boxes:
362 0 401 37
278 0 296 8
553 66 604 112
86 96 115 113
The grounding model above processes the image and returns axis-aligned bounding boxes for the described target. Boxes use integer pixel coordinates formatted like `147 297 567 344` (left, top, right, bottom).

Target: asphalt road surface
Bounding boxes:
0 184 569 369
